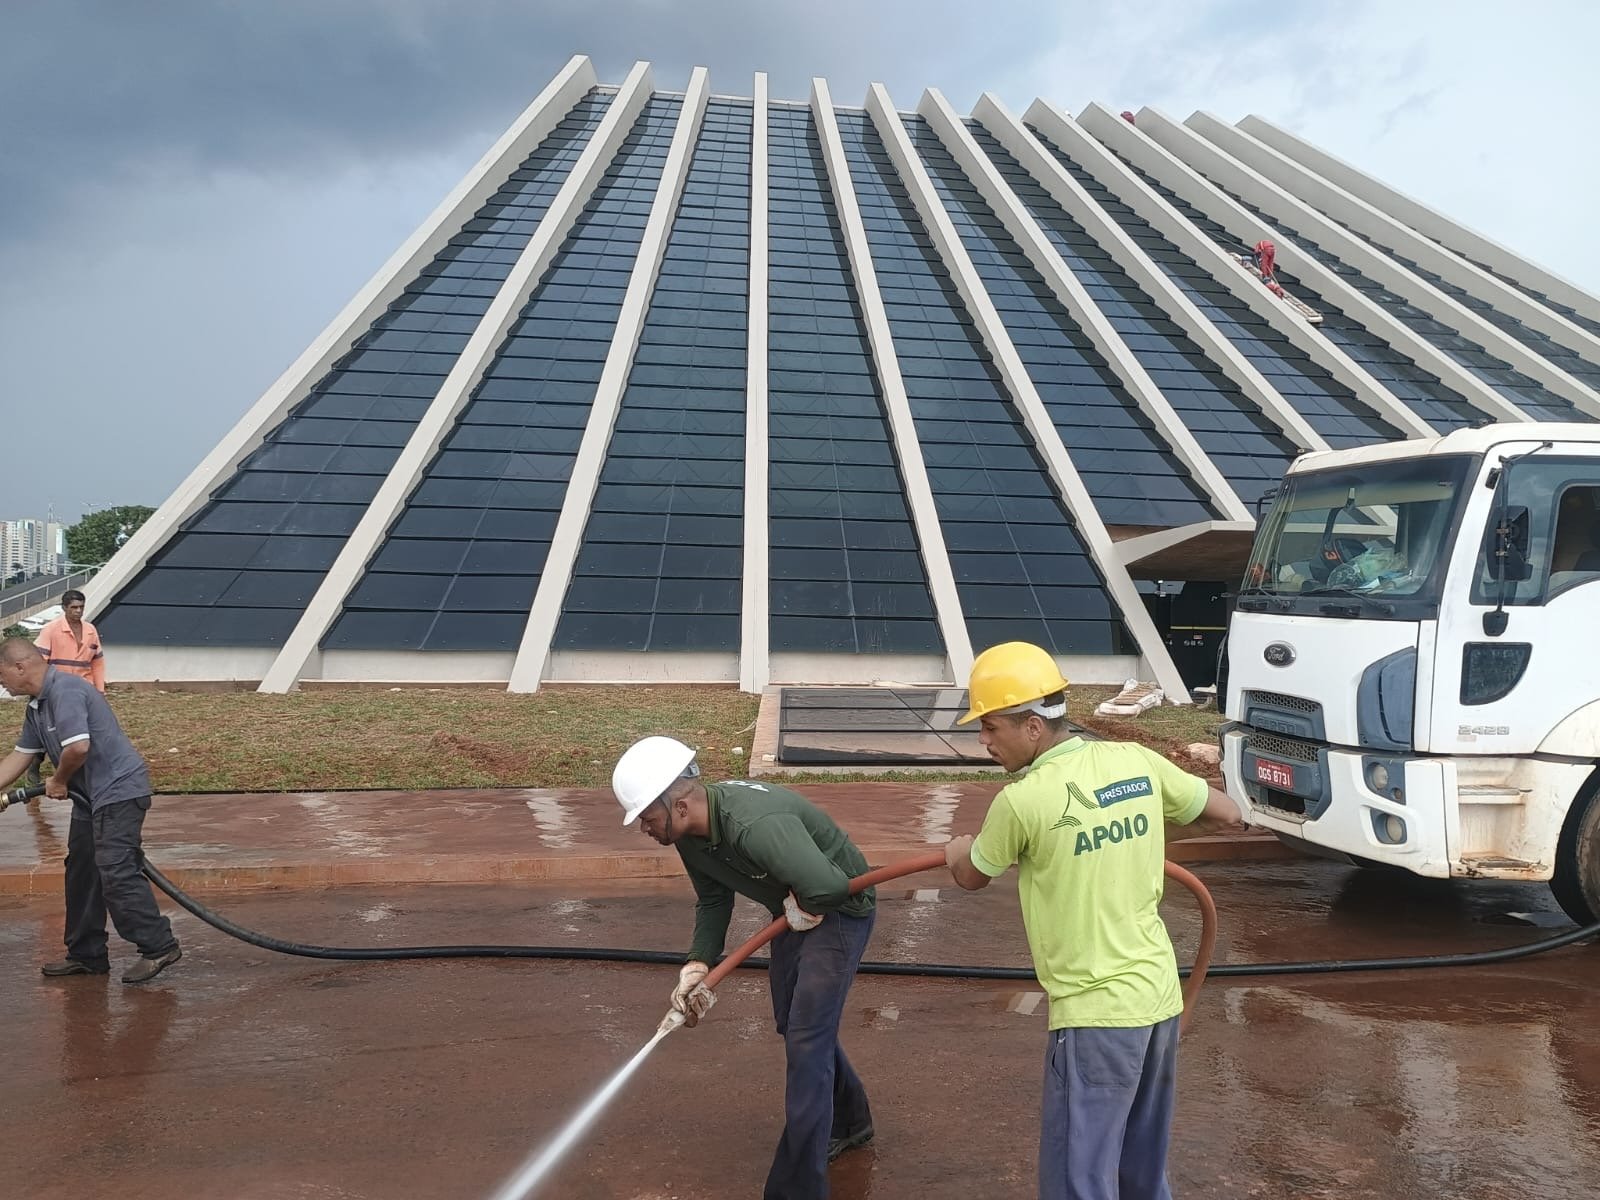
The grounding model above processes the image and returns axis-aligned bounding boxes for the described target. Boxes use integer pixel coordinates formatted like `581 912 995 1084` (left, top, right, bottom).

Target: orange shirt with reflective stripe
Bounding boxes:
34 615 106 692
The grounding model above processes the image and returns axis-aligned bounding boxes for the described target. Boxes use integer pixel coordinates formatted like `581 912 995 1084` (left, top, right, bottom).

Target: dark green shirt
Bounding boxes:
677 780 875 963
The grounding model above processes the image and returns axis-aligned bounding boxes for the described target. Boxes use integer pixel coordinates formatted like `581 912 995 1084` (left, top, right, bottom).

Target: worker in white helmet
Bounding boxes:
613 735 877 1199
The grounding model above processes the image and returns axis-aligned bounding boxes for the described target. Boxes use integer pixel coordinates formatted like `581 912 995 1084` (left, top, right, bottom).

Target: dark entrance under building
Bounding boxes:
1139 579 1227 691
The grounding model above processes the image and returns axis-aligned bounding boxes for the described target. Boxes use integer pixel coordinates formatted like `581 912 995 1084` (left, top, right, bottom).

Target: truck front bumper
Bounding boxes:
1221 726 1453 878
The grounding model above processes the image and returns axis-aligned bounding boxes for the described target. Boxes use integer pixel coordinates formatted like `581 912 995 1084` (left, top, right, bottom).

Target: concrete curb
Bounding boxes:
0 834 1296 896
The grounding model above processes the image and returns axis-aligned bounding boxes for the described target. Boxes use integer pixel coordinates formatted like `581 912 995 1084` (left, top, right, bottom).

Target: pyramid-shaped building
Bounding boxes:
86 56 1600 695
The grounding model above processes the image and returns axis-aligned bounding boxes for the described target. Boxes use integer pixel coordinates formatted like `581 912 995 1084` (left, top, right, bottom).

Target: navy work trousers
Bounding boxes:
762 908 876 1200
1038 1016 1180 1200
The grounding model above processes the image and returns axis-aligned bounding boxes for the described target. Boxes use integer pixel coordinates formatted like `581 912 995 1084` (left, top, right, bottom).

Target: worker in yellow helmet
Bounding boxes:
943 642 1240 1200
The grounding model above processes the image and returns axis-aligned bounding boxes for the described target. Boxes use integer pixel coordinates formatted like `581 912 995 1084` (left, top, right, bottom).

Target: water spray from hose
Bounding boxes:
484 851 1219 1197
485 1016 683 1200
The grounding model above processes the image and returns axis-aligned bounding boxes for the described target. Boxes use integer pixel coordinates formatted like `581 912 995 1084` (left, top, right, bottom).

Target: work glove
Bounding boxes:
671 961 708 1013
683 982 716 1027
671 961 716 1027
783 892 823 932
944 834 975 874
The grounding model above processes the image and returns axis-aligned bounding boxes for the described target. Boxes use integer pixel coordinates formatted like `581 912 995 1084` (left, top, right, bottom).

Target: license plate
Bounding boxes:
1254 757 1296 789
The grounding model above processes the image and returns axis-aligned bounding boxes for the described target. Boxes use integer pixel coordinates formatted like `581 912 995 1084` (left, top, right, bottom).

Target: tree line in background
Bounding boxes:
63 505 155 565
4 505 154 589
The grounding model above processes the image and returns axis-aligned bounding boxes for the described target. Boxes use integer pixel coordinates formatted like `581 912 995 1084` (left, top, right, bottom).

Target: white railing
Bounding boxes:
0 568 100 625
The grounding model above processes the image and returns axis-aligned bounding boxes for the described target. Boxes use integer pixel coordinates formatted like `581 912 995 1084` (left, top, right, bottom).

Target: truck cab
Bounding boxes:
1220 424 1600 922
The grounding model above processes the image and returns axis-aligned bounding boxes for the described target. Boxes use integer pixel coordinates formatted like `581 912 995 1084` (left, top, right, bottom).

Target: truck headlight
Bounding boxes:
1364 757 1404 803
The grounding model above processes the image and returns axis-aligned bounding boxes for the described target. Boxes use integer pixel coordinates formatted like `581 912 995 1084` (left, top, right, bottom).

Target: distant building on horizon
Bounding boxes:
1 518 66 580
79 55 1600 694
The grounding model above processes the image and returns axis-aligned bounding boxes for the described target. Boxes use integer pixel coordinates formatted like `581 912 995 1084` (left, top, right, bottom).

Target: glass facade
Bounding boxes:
766 106 944 655
1209 179 1585 422
1022 128 1401 450
1344 230 1600 401
940 121 1296 504
92 65 1600 685
903 119 1215 528
553 100 753 652
325 96 684 651
1459 257 1600 340
1100 148 1490 432
97 92 614 647
835 110 1135 656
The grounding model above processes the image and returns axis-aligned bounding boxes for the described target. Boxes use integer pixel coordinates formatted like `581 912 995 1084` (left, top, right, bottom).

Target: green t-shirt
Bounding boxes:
970 737 1209 1030
676 780 875 964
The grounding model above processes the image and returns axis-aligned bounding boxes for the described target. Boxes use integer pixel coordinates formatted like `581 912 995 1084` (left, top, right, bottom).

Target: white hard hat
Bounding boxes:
612 736 698 826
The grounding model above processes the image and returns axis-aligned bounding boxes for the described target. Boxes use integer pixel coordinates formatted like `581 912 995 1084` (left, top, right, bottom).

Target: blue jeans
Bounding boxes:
1038 1017 1179 1200
763 909 876 1200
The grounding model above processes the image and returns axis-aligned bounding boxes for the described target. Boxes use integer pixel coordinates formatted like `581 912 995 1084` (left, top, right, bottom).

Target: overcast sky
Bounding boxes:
3 0 1596 525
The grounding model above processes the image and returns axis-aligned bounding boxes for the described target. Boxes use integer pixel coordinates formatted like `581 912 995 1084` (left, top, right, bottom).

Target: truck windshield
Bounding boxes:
1241 454 1475 618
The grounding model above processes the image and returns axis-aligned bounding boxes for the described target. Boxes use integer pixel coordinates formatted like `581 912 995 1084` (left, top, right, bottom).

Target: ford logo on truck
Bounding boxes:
1263 642 1296 667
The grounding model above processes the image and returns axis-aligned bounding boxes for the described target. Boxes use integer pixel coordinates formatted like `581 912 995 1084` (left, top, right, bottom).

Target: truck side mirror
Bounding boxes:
1485 505 1532 583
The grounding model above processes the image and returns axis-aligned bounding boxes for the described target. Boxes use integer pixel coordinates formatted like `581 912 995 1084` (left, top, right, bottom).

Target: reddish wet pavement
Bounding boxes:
0 786 1284 894
4 861 1599 1199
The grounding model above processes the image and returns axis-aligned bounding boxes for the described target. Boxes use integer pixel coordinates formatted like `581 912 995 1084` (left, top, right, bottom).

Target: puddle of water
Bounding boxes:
524 797 576 851
987 991 1045 1016
1480 910 1573 929
915 785 962 843
331 830 383 858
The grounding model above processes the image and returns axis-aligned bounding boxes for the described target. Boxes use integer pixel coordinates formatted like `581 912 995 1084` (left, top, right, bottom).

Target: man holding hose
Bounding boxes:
612 735 876 1200
943 642 1240 1200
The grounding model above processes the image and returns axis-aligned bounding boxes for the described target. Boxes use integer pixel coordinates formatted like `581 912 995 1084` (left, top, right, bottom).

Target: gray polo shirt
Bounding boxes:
15 668 151 812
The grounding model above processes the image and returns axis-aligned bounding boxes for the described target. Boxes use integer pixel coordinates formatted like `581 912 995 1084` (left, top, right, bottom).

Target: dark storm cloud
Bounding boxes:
0 0 1059 242
0 0 1063 521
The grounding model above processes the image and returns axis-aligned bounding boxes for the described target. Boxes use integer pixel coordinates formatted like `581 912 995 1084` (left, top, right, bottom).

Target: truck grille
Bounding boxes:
1259 788 1308 817
1246 732 1320 763
1246 689 1319 715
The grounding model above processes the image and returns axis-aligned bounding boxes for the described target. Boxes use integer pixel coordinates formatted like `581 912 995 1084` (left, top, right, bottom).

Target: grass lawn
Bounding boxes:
6 684 1225 793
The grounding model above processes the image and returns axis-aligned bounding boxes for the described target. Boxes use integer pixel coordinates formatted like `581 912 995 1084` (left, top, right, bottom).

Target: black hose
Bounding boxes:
1 783 50 810
140 857 1600 980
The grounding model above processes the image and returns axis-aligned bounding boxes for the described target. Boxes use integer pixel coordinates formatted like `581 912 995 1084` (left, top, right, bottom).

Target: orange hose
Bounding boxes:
1163 860 1217 1034
702 850 1219 1035
702 850 946 990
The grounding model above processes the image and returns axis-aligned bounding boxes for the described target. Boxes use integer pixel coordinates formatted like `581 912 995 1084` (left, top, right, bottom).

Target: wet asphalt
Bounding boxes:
3 860 1598 1199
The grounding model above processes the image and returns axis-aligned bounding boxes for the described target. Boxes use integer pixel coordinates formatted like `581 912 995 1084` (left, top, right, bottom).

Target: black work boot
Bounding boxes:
827 1124 875 1162
41 958 110 977
122 945 182 984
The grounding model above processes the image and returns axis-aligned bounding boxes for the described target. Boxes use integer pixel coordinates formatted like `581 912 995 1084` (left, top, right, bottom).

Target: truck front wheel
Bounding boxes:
1551 771 1600 925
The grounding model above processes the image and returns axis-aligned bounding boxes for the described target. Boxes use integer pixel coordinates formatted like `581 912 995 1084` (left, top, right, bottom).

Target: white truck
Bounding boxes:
1219 423 1600 923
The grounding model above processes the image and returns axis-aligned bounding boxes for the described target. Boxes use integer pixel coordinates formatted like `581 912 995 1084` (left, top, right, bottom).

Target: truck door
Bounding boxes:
1431 455 1600 759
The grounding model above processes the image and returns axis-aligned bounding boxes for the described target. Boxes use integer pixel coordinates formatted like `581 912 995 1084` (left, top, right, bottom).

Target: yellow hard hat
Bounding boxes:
959 641 1070 724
